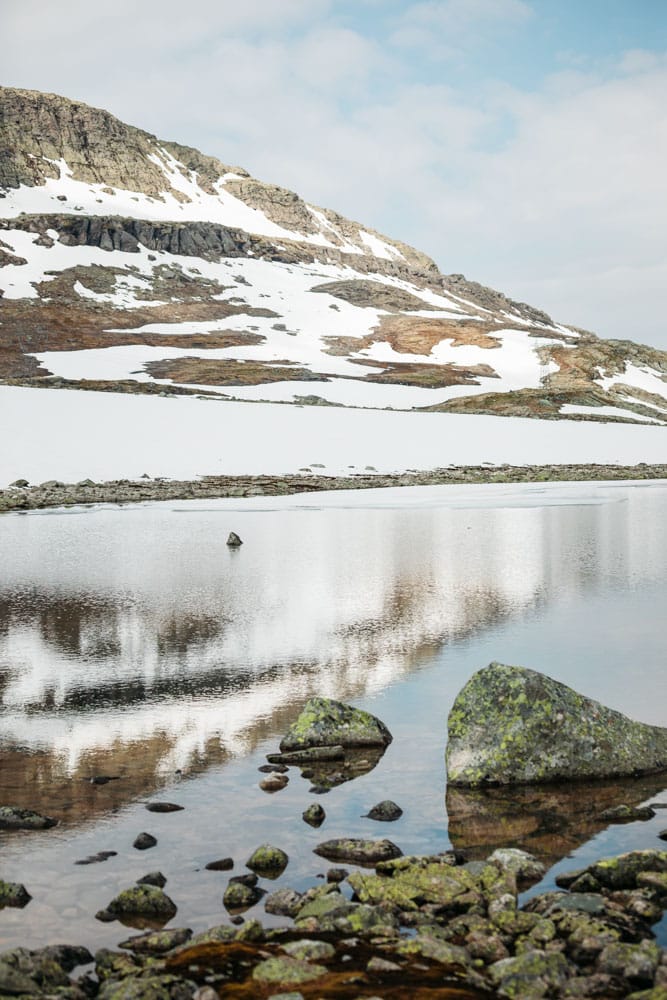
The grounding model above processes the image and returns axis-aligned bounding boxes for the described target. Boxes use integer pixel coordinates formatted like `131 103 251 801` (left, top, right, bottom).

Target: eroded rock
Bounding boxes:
280 698 392 751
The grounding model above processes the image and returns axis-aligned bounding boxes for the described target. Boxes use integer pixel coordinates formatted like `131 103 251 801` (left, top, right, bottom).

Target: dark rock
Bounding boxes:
74 850 117 865
145 802 183 813
0 879 31 908
9 479 29 487
133 832 157 850
226 532 243 547
597 940 660 985
136 872 167 888
89 775 120 785
280 698 392 751
264 887 303 917
246 845 288 878
601 804 656 822
364 800 403 821
258 763 288 773
260 773 289 792
0 806 57 830
447 662 667 786
229 873 258 887
326 867 349 883
302 803 326 827
313 838 402 865
267 746 345 764
204 857 233 872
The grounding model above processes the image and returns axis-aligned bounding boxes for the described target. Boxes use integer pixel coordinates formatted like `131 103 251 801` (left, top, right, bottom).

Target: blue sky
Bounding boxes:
2 0 666 347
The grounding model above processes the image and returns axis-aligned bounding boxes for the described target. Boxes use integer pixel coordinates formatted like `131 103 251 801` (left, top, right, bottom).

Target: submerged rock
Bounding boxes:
118 927 192 954
0 806 57 830
280 697 392 751
246 845 289 878
364 799 403 821
447 662 667 786
601 803 656 822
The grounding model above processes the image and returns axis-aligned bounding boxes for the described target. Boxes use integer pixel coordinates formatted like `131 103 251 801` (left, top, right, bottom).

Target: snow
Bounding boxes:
359 229 404 261
560 403 665 424
597 363 667 400
2 385 666 485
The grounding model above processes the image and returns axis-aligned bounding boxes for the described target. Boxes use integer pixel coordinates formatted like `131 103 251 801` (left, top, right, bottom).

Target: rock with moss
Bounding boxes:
0 806 57 830
280 697 392 751
447 663 667 786
97 974 196 999
118 928 192 954
348 860 482 913
98 885 177 925
223 880 264 911
313 837 402 865
302 803 325 827
252 955 327 986
246 844 288 878
489 948 573 998
0 879 31 908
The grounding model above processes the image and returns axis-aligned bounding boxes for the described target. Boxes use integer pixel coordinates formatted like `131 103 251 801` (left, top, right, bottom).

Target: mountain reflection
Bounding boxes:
0 484 666 826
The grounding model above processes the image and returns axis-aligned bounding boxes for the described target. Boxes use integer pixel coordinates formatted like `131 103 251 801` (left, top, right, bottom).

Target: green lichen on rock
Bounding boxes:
246 844 288 877
280 697 392 751
102 885 177 924
0 879 31 908
313 837 402 865
97 973 196 999
252 955 327 986
446 662 667 786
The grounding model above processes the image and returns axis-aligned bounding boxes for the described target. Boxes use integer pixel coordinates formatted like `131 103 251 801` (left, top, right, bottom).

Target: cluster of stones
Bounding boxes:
6 848 667 997
2 463 667 513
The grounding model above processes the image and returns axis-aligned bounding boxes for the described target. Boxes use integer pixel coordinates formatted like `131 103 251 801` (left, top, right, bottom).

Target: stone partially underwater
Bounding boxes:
446 663 667 787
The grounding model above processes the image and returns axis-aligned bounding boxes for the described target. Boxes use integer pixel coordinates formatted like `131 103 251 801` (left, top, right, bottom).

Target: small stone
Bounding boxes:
313 838 402 865
9 479 28 487
205 857 234 872
227 532 243 547
75 850 117 865
90 775 120 785
230 873 258 887
259 763 289 773
265 888 303 917
260 773 289 792
302 803 326 827
282 939 335 961
118 927 192 954
223 880 264 911
133 832 157 850
0 806 57 830
327 868 349 883
364 800 403 822
136 872 167 888
145 802 183 813
600 804 656 822
280 698 392 751
0 879 31 908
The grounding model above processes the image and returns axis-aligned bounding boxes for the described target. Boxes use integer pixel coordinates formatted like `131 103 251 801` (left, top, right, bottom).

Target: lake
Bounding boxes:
1 479 667 953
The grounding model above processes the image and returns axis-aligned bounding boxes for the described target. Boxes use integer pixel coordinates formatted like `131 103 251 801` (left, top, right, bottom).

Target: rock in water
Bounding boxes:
226 532 243 547
446 662 667 787
280 697 392 751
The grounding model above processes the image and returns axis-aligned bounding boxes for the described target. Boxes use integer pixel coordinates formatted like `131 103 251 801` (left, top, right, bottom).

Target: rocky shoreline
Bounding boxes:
2 463 667 513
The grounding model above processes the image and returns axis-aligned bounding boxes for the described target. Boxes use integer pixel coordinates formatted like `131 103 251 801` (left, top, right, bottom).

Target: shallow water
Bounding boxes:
0 479 666 952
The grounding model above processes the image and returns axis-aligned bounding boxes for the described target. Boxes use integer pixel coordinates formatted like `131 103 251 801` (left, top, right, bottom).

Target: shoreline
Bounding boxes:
2 462 667 513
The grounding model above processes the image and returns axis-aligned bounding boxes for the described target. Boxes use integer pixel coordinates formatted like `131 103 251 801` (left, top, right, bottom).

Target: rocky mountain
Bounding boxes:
1 85 666 424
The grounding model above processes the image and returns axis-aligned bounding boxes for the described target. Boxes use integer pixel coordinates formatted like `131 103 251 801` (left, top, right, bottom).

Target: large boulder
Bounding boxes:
280 697 392 751
446 663 667 787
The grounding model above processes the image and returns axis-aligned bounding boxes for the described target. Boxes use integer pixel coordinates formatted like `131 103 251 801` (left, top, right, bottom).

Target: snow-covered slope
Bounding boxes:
1 85 667 429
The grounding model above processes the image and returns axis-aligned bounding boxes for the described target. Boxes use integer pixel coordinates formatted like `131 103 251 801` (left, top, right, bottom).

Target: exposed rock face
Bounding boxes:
280 697 392 751
446 663 667 787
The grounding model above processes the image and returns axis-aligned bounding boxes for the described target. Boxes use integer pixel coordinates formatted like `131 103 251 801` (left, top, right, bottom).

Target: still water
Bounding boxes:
0 480 666 952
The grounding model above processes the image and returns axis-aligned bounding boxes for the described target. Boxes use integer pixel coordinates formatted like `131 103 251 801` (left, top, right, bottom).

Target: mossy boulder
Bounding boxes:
252 955 327 986
447 663 667 786
280 698 392 751
313 837 402 865
0 879 31 908
246 844 288 878
99 885 177 926
97 974 196 999
0 806 57 830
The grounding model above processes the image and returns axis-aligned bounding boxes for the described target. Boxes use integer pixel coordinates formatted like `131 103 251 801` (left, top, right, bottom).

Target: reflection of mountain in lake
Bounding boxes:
0 486 666 802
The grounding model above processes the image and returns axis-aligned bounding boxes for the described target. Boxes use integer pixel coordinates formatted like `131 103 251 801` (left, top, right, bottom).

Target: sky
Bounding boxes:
2 0 666 347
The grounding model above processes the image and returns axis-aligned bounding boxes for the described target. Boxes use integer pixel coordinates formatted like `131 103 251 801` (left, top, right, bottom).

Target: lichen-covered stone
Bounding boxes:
349 860 482 914
588 850 667 890
489 948 572 998
265 888 304 917
489 848 546 884
302 803 325 827
600 804 656 822
597 940 660 986
246 844 288 877
97 974 196 999
282 939 335 961
0 806 57 830
252 955 327 986
118 928 192 954
447 663 667 786
313 837 402 865
102 885 177 924
223 880 264 911
0 879 31 908
280 697 392 751
364 800 403 821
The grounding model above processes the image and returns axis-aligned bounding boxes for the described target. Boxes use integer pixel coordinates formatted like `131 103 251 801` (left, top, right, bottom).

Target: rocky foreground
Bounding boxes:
1 463 667 512
4 845 667 998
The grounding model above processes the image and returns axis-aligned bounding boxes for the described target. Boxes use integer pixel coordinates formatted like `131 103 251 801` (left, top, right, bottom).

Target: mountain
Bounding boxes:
1 85 666 425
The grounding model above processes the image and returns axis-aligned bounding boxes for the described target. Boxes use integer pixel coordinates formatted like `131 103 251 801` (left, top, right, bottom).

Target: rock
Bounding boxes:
0 962 41 996
99 885 177 925
133 832 157 850
9 479 28 487
258 763 289 773
0 806 57 830
145 802 183 813
280 698 392 751
313 838 402 865
230 873 258 887
264 888 304 917
0 879 31 908
226 532 243 547
75 850 117 865
597 940 660 986
282 939 335 961
302 803 325 827
488 848 546 884
587 850 667 890
204 857 233 871
601 804 656 822
348 860 481 912
326 867 349 883
90 775 120 785
136 872 167 888
252 955 327 986
246 844 289 878
223 881 264 911
364 800 403 821
118 927 192 954
97 974 196 999
489 949 572 998
447 662 667 786
260 773 289 792
267 746 346 764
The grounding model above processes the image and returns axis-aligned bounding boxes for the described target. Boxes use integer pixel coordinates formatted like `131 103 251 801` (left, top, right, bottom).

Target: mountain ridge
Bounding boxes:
1 85 666 425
